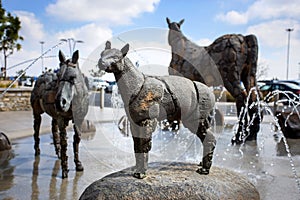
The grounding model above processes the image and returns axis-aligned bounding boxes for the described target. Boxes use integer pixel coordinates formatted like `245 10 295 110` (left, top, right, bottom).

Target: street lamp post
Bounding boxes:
73 39 84 52
40 41 45 73
60 38 84 56
298 62 300 80
286 28 293 80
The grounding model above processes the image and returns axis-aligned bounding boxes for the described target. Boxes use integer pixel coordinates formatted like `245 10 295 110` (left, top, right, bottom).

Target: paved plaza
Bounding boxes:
0 104 300 199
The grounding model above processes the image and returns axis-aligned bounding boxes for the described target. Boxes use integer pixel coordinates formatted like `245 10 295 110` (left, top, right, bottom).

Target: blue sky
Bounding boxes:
2 0 300 80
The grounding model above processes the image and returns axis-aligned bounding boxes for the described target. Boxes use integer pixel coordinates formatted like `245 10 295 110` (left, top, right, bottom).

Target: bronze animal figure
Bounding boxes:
166 17 261 144
98 41 216 179
30 50 89 178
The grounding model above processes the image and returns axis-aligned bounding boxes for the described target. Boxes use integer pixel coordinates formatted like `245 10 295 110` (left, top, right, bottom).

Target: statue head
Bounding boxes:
166 17 185 32
98 41 129 73
55 50 79 112
166 18 185 45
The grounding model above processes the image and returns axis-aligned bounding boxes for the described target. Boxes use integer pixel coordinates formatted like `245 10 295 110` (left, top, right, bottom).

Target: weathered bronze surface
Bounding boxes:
166 18 262 143
30 50 89 178
98 41 216 178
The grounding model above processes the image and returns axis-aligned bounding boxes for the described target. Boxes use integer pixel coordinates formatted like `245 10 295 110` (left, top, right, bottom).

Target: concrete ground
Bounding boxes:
0 104 300 199
0 106 124 141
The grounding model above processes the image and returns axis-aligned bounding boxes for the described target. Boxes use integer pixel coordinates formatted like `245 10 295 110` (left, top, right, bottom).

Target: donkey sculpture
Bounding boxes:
166 17 261 144
30 50 89 178
98 41 216 179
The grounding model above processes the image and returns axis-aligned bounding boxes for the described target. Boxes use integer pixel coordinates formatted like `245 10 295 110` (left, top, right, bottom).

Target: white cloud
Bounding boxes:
246 19 299 48
247 0 300 20
55 23 113 76
196 38 213 46
46 0 160 25
7 0 161 77
247 19 300 79
216 10 248 25
55 23 112 56
7 12 113 77
216 0 300 25
14 11 45 43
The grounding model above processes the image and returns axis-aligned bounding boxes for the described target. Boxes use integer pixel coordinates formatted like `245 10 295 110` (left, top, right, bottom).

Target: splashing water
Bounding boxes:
234 87 300 193
100 81 300 198
0 41 66 98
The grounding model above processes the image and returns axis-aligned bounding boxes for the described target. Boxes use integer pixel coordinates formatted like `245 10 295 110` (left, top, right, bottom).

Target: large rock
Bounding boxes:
276 109 300 138
0 132 11 151
80 162 259 200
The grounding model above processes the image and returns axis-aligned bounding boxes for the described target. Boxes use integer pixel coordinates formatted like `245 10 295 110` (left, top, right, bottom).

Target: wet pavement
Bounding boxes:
0 104 300 199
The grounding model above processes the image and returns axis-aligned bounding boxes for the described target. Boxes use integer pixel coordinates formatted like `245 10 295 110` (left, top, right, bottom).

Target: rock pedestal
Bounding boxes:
0 132 11 151
80 162 259 200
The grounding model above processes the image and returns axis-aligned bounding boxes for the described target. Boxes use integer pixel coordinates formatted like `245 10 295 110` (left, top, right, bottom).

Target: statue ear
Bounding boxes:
121 44 129 57
72 50 79 63
59 50 66 63
105 41 111 49
179 19 185 26
166 17 171 25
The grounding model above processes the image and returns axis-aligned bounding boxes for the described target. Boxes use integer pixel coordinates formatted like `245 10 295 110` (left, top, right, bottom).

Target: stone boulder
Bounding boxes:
276 109 300 138
80 162 259 200
0 132 11 151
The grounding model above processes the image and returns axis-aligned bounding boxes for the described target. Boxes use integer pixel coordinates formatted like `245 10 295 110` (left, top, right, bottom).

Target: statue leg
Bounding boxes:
33 114 42 156
224 78 248 144
241 72 261 141
73 124 84 171
235 90 249 142
51 119 61 158
246 75 261 141
195 119 216 175
58 117 69 178
131 119 156 179
246 100 260 141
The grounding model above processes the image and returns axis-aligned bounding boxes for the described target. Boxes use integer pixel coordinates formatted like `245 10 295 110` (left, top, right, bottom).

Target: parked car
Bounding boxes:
259 81 300 103
89 78 109 90
105 81 117 93
278 80 300 87
19 77 34 87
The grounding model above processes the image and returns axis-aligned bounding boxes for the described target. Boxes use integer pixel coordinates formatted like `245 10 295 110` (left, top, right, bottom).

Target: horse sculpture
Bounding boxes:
98 41 216 179
166 17 261 144
30 50 89 178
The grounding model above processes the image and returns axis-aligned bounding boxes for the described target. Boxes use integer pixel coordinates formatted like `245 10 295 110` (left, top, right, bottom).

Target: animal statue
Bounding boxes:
98 41 216 179
30 50 89 178
166 17 261 144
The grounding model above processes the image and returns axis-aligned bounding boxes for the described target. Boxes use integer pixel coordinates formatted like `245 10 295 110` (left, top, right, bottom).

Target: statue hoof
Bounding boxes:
231 137 243 145
196 167 209 175
56 152 61 159
34 149 40 156
62 169 69 179
133 172 147 179
76 162 84 171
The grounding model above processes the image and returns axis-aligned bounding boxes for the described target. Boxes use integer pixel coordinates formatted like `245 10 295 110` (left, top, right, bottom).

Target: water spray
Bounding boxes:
0 41 65 98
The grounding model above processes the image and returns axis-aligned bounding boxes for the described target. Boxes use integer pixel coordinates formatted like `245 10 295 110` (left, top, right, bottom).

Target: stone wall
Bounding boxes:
0 88 32 111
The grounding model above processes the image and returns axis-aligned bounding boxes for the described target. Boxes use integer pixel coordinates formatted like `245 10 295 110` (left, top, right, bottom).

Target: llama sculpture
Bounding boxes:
98 41 216 179
30 50 89 178
166 17 261 144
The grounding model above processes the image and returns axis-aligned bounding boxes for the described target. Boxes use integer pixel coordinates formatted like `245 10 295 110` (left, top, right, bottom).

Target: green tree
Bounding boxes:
0 1 23 78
